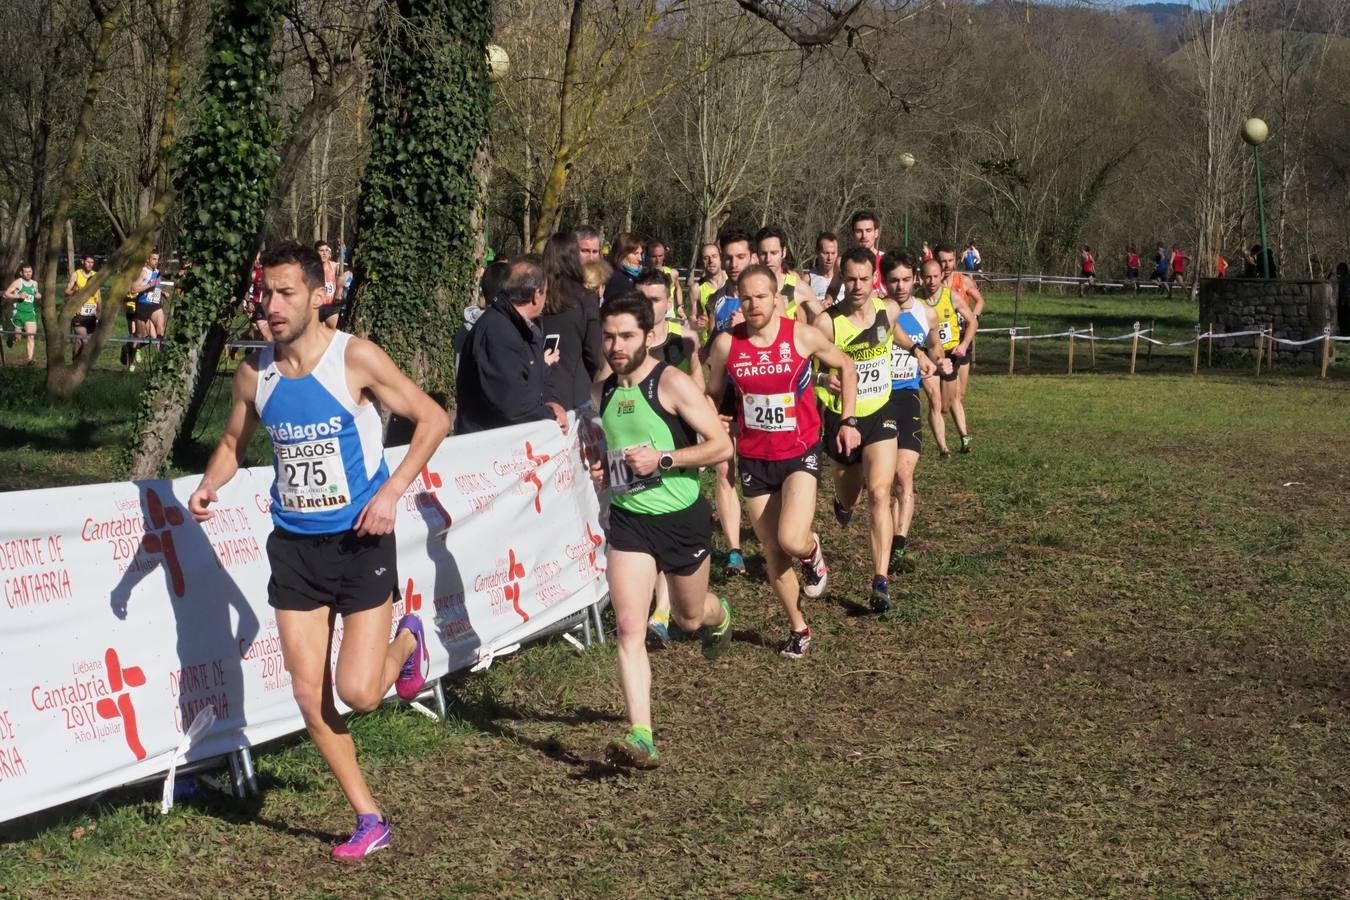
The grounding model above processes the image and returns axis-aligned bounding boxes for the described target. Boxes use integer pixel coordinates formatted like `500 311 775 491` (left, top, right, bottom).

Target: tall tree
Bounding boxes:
124 0 285 478
346 0 492 395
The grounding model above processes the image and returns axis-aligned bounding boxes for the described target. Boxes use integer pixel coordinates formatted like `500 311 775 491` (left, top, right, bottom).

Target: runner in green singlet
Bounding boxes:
591 290 734 768
4 264 41 365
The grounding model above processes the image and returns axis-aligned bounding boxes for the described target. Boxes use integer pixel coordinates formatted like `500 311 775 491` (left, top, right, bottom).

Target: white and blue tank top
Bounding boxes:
255 331 389 534
136 269 162 306
891 306 928 392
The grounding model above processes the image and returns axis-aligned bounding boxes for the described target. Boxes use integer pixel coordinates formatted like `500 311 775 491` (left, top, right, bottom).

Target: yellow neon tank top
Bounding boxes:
815 296 893 416
927 286 961 351
74 269 102 315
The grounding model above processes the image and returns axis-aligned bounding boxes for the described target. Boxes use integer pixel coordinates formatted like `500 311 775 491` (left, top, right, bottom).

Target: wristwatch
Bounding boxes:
658 452 675 471
842 416 859 429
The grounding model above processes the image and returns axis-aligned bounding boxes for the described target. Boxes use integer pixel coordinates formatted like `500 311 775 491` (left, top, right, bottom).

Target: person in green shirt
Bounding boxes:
4 264 41 364
590 289 734 769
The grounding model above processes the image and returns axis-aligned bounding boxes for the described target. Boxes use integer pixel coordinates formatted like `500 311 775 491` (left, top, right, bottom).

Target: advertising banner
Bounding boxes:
0 416 607 824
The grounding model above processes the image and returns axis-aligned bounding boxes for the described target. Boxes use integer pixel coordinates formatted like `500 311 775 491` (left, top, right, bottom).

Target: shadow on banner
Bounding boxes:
109 483 259 761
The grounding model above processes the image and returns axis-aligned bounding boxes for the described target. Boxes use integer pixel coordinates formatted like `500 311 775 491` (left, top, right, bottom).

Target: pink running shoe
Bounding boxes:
332 813 391 859
394 614 429 700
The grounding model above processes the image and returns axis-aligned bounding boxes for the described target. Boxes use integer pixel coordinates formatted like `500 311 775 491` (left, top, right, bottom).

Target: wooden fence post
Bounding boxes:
1088 322 1096 370
1207 321 1214 369
1026 319 1032 367
1007 328 1016 374
1322 326 1332 378
1129 321 1140 374
1255 327 1265 377
1146 318 1156 367
1067 328 1076 375
1192 324 1200 375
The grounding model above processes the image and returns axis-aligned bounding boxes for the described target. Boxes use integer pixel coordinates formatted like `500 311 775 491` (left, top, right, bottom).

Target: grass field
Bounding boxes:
1 361 1347 897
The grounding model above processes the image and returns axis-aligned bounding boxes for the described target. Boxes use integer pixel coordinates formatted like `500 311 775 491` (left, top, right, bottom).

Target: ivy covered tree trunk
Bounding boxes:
348 0 492 396
124 0 283 479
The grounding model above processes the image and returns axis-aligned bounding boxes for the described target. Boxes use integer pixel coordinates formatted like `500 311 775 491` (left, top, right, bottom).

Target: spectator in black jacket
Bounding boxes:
454 258 568 435
453 259 511 357
604 232 643 300
540 233 604 410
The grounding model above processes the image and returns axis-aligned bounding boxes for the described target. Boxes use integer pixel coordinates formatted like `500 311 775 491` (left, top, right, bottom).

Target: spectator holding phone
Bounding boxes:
540 232 604 410
454 257 567 435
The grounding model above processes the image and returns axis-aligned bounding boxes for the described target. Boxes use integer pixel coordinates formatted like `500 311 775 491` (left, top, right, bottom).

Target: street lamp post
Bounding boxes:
1241 117 1270 279
899 152 916 253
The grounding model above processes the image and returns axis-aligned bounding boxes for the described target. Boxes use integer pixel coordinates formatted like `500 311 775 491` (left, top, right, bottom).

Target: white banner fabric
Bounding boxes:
0 415 607 824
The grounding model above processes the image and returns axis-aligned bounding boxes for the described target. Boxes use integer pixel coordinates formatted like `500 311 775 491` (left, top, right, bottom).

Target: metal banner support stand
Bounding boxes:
237 747 259 797
590 600 606 645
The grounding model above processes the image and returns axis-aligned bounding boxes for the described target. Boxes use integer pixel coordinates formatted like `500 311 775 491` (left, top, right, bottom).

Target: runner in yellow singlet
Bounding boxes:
813 247 926 613
937 243 985 452
919 259 975 457
756 225 823 325
692 242 726 348
636 269 705 647
644 239 685 322
65 255 103 358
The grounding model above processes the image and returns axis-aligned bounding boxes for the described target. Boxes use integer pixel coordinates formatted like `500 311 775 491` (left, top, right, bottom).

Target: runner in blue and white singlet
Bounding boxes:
189 242 450 861
255 330 390 534
881 253 948 578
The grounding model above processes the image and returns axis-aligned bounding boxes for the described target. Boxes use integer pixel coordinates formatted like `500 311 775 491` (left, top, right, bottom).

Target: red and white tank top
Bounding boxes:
726 317 820 461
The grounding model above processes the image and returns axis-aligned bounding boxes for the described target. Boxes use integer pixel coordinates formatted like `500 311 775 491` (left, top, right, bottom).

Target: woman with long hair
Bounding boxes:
541 232 604 409
605 232 644 299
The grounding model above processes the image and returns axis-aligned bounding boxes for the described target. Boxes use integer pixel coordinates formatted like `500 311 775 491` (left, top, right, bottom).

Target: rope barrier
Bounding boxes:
984 325 1350 349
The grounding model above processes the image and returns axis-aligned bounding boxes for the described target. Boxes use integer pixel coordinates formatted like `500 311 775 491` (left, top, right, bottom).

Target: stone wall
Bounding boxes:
1197 278 1338 362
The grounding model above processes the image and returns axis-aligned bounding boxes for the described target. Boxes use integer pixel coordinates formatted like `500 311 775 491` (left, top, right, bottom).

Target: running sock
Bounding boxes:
892 535 907 553
797 537 819 566
650 608 670 628
630 724 654 745
712 598 729 631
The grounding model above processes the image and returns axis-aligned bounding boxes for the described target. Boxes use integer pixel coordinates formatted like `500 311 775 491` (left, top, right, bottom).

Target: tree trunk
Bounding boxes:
348 0 492 397
38 0 125 376
530 0 585 252
124 0 285 478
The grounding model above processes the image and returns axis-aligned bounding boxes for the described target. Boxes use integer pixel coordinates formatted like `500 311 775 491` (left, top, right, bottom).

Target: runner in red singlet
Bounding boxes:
705 264 861 659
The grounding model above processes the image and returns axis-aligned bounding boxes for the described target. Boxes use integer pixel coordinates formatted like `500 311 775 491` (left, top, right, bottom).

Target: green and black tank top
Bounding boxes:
599 362 699 514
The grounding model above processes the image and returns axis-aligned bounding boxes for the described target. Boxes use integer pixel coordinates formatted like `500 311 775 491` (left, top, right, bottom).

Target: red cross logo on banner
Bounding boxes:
522 442 551 514
504 548 528 622
414 464 452 531
403 578 423 614
585 523 604 573
96 648 147 761
142 488 186 598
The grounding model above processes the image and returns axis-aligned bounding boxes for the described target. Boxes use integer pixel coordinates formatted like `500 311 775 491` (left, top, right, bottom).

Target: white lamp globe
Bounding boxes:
487 44 510 82
1241 117 1269 147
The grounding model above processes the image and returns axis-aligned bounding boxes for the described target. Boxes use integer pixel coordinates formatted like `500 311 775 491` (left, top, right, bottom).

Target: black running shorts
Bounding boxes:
318 302 343 322
134 302 163 322
607 496 713 577
266 527 399 615
738 444 822 498
892 389 922 454
822 400 899 466
71 315 97 331
941 349 968 381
